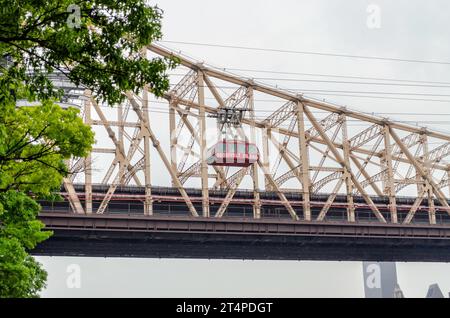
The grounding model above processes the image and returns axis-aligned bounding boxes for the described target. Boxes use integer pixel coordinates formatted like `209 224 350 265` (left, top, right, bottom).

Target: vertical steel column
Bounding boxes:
428 188 436 224
416 135 426 195
140 48 153 215
422 134 436 224
169 102 177 187
296 101 311 221
197 71 210 217
383 125 398 223
84 93 92 214
248 87 261 219
341 115 355 222
448 167 450 198
379 157 387 192
142 88 153 215
262 127 272 190
118 103 125 185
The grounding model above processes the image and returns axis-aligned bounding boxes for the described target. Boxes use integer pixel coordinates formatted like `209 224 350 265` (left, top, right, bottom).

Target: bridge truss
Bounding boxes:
60 44 450 225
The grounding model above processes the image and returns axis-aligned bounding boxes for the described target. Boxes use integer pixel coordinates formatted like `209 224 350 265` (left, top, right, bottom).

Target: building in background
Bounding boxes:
363 262 403 298
425 284 444 298
363 263 450 298
393 284 405 298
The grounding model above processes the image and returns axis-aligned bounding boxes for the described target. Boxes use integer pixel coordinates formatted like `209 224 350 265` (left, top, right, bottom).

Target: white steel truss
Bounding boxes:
61 44 450 225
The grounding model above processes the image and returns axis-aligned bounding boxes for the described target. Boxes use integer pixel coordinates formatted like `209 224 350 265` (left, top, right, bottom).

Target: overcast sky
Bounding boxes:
39 0 450 297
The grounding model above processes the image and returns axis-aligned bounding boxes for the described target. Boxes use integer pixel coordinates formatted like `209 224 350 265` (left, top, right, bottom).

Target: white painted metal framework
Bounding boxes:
62 44 450 225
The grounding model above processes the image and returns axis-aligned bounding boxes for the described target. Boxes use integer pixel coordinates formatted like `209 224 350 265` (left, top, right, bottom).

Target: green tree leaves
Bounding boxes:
0 0 175 105
0 191 51 298
0 101 94 195
0 236 48 298
0 0 172 297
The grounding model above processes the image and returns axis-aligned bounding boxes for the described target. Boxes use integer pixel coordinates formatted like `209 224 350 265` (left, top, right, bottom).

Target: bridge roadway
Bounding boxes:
32 185 450 262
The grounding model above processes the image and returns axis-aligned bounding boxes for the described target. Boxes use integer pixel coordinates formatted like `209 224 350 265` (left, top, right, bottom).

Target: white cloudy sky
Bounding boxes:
39 0 450 297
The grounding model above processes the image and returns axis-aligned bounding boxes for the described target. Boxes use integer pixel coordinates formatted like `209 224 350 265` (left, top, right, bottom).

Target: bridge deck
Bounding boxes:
33 185 450 261
33 212 450 261
39 184 450 224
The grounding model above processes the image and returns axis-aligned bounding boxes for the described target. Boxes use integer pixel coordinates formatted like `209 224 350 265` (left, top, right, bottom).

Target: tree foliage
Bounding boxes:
0 191 50 298
0 0 175 104
0 0 173 297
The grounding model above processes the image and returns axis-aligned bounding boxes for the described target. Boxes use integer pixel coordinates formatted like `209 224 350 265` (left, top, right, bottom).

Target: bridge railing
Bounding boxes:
39 198 450 225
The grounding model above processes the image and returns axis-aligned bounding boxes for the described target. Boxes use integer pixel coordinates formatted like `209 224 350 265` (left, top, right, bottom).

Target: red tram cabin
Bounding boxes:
207 140 259 167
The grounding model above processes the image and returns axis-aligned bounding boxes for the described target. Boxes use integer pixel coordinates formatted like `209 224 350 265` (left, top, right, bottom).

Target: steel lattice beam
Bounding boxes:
57 44 450 227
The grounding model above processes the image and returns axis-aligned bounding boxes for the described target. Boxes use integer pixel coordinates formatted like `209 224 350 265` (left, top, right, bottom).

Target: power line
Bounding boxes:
92 102 450 134
165 52 450 86
168 83 450 98
157 43 450 131
168 73 450 88
247 77 450 89
109 102 450 123
290 89 450 98
165 76 450 105
148 44 450 134
224 68 450 85
159 40 450 66
302 92 450 104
